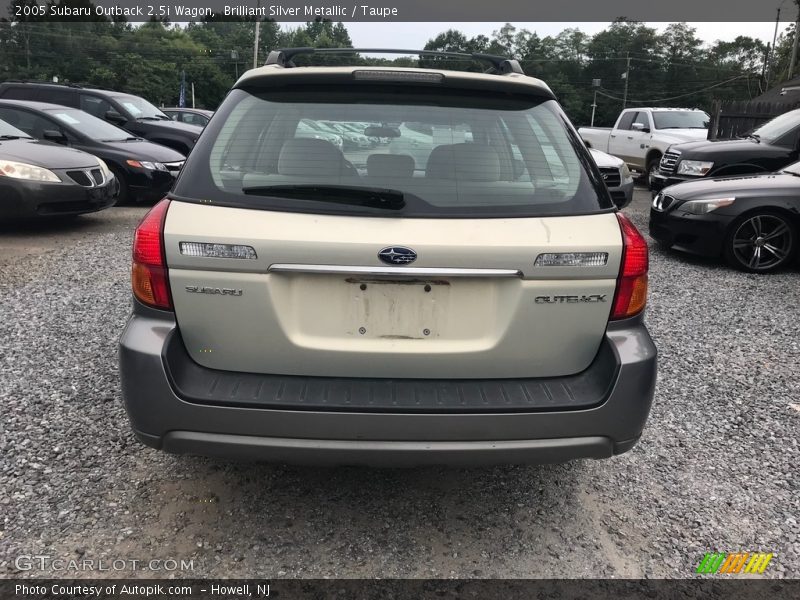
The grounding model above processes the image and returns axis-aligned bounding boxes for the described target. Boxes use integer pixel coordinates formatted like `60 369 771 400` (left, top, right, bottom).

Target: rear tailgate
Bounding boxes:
163 202 622 379
578 127 613 152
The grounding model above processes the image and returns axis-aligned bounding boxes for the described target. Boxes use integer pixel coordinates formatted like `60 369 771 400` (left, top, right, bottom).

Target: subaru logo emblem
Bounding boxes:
378 246 417 265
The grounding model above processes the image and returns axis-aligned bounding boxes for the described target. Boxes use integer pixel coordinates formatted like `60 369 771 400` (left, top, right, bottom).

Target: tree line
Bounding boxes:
1 3 797 126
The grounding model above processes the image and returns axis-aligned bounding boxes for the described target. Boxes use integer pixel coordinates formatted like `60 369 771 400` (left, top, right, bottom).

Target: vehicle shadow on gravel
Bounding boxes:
0 216 95 235
123 455 597 577
651 243 800 273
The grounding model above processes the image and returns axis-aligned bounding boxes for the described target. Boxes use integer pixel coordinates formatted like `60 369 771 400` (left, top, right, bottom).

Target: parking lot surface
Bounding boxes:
1 190 798 579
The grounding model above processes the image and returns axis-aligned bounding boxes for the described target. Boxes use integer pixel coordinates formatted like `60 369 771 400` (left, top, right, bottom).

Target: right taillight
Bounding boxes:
611 213 648 320
132 199 172 310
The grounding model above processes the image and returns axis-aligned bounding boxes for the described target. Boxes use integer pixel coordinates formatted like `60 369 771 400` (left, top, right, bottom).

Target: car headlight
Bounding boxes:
681 197 735 214
126 160 167 171
96 157 113 180
0 159 61 182
620 163 632 180
677 160 714 176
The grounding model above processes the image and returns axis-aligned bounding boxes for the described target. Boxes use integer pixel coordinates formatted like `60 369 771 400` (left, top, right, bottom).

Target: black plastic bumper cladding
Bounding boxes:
162 331 618 414
119 308 656 463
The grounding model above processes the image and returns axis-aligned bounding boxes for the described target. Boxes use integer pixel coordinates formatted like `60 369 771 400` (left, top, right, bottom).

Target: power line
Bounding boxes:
596 74 751 104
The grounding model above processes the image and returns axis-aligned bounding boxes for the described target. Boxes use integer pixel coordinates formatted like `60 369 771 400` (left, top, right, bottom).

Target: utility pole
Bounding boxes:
252 0 261 69
622 52 630 108
769 0 787 86
591 79 601 127
789 2 800 80
231 50 240 79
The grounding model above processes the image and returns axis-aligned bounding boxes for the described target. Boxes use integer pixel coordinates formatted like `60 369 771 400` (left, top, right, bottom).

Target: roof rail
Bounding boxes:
264 48 525 75
1 79 114 91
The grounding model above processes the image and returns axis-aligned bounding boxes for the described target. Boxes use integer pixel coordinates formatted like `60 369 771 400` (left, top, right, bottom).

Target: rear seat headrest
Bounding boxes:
278 138 346 177
366 154 414 178
426 143 501 181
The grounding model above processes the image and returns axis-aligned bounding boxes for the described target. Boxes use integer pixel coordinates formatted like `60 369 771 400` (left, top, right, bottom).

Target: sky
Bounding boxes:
279 22 786 50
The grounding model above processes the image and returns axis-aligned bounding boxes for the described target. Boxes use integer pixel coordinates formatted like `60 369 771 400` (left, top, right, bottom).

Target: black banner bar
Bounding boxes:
0 0 797 22
1 579 799 600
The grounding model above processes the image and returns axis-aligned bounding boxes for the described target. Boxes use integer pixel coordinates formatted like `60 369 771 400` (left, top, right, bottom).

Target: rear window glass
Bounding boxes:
651 111 709 130
173 86 610 218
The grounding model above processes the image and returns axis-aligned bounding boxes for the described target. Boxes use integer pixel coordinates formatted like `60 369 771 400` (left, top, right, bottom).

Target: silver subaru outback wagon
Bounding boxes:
119 48 656 466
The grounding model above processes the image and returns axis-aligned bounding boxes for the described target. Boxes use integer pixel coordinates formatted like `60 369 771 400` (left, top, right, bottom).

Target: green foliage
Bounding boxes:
0 13 773 122
0 9 356 108
425 21 770 126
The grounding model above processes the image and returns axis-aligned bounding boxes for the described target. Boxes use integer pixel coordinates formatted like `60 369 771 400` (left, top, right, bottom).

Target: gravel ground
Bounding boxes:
0 191 798 580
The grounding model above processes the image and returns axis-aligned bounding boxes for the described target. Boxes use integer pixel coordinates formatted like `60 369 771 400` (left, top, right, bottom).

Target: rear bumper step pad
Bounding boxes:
163 331 617 413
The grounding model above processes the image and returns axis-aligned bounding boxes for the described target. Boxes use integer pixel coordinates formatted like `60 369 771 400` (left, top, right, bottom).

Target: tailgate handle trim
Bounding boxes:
268 264 522 278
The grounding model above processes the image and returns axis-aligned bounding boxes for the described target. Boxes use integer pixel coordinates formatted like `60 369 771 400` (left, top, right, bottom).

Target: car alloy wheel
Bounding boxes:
727 212 795 273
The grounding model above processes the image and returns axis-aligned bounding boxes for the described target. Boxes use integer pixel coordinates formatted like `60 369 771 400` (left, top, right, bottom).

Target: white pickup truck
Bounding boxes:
579 107 710 187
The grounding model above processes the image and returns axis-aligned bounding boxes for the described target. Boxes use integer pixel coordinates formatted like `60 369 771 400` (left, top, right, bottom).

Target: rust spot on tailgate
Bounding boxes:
344 277 450 286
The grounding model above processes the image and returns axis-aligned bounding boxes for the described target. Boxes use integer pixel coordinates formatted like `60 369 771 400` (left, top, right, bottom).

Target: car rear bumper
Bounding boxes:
0 178 116 219
119 307 657 466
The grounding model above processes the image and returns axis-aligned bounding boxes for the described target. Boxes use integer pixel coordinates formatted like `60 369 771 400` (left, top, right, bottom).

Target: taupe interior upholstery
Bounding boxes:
426 143 501 181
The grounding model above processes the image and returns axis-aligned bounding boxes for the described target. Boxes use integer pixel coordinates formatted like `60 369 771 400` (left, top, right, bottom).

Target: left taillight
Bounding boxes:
132 198 172 310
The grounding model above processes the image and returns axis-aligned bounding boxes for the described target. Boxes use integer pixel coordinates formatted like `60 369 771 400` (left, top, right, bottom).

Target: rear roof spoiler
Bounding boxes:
265 47 525 76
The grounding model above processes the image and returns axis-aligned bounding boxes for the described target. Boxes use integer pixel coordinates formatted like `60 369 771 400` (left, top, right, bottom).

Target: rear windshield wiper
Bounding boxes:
241 184 406 210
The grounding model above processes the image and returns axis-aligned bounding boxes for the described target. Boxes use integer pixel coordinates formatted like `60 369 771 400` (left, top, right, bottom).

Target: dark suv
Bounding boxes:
651 107 800 191
0 81 202 155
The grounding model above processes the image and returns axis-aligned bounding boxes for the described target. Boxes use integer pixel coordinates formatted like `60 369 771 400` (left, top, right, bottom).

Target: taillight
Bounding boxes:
132 199 172 310
611 213 648 320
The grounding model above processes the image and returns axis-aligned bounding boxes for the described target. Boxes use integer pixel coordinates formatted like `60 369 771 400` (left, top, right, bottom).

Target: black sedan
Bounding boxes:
0 118 116 219
0 100 185 204
650 166 799 273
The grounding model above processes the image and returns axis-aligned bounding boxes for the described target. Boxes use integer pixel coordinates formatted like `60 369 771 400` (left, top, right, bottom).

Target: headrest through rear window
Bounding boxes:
278 138 346 177
426 143 501 181
366 154 414 178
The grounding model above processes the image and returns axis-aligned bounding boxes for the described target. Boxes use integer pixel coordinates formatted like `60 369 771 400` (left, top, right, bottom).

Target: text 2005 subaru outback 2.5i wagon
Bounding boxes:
119 48 657 466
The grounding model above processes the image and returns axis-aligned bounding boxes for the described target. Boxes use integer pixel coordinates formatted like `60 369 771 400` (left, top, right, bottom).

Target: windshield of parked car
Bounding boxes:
0 118 32 138
651 111 709 130
751 110 800 143
46 108 132 141
175 87 610 218
113 95 169 120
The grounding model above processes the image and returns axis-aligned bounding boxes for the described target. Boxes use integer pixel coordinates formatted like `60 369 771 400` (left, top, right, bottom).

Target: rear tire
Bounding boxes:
723 210 796 273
